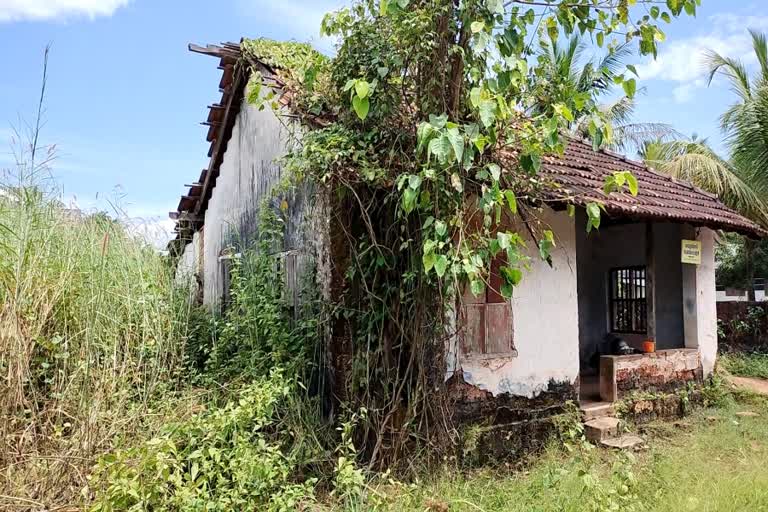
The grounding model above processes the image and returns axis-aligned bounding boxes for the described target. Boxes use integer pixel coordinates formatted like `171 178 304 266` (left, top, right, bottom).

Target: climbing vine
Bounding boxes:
241 0 700 467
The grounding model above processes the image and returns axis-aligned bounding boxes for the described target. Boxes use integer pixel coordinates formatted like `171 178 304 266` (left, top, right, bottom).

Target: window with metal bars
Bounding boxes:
609 266 647 334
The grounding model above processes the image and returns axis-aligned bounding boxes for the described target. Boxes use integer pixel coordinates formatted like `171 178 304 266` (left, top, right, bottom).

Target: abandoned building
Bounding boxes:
169 41 765 448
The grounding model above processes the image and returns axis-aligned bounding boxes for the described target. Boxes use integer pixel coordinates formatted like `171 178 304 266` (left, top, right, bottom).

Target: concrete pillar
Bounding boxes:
682 227 717 377
646 223 656 341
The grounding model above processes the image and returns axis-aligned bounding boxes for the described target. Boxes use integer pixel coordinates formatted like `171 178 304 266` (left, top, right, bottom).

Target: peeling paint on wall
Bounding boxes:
446 207 580 400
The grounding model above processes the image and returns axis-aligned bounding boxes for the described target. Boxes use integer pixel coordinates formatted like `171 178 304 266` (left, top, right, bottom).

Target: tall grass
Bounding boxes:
0 50 193 507
0 186 193 507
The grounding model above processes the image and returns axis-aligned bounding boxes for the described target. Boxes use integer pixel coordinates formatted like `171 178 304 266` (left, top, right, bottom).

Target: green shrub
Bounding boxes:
90 369 318 511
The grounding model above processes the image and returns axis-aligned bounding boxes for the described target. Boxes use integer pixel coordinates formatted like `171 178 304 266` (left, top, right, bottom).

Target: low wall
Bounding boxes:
600 349 702 402
717 301 768 351
617 390 703 424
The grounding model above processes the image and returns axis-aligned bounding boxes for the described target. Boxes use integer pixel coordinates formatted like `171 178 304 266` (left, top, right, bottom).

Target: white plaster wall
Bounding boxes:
446 207 580 398
696 228 718 376
175 230 200 286
683 227 717 376
201 100 296 309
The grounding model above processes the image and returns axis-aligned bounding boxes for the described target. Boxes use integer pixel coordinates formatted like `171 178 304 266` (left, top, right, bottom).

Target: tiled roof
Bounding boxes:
503 137 765 237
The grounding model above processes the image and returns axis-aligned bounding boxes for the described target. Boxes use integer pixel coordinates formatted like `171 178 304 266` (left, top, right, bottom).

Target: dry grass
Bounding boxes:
0 123 194 509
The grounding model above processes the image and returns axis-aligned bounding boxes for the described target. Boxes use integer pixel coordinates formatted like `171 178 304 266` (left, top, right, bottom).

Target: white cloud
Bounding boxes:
124 216 175 249
0 0 130 23
235 0 344 53
636 13 768 103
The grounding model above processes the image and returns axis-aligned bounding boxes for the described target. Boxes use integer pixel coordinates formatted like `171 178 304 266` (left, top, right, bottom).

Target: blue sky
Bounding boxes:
0 0 766 241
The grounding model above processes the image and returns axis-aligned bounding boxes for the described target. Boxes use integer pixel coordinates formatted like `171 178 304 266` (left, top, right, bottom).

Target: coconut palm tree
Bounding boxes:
640 31 768 298
532 34 678 153
704 29 768 199
641 136 768 228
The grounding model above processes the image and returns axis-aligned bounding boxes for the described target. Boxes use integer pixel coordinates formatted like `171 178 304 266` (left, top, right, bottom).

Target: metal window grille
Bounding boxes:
609 266 647 334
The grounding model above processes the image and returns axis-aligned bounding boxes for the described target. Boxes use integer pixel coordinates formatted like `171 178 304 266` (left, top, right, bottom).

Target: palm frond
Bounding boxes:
595 43 633 78
704 49 752 100
609 122 680 153
644 140 768 228
725 85 768 194
749 29 768 85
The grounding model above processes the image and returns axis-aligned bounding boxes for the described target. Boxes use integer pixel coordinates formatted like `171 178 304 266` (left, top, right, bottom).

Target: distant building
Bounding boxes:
716 279 767 302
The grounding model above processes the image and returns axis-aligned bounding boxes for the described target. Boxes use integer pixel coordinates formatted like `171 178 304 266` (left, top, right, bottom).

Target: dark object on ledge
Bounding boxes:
588 333 642 369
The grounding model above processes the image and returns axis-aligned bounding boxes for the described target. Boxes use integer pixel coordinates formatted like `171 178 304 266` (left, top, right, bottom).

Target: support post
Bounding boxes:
646 223 656 342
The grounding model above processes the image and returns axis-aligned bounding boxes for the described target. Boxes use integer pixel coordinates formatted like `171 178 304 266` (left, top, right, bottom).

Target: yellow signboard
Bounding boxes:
681 240 702 265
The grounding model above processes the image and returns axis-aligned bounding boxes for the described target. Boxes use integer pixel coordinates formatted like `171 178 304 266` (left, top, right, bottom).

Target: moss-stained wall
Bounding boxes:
445 207 580 403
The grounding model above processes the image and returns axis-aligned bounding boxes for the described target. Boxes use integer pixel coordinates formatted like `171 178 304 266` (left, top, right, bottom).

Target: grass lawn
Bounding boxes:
376 389 768 512
720 352 768 379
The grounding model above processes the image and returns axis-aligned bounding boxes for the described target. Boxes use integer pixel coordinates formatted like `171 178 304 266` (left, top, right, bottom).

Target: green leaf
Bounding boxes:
435 220 447 237
546 16 558 42
470 279 485 297
622 78 637 98
479 99 497 128
497 232 512 250
567 204 575 217
586 202 601 232
416 122 436 154
446 127 464 166
488 163 501 182
500 265 522 286
520 153 541 174
470 87 482 109
352 95 369 120
504 189 517 213
486 0 504 15
626 64 638 77
626 172 639 196
661 11 671 23
408 174 422 190
422 252 436 273
501 282 514 299
596 31 604 47
471 21 485 33
428 135 452 165
434 255 448 277
354 80 370 99
402 187 417 213
650 6 660 18
429 113 448 129
555 104 574 122
538 230 555 263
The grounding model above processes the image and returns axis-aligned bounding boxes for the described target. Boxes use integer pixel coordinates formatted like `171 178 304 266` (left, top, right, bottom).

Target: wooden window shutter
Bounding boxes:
460 254 515 357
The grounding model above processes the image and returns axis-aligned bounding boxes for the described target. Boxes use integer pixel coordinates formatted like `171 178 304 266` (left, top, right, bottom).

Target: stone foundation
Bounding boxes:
458 415 562 466
447 375 577 465
447 374 577 425
617 390 703 424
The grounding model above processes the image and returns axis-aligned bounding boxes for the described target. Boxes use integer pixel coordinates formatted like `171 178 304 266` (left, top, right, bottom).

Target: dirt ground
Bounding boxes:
727 374 768 395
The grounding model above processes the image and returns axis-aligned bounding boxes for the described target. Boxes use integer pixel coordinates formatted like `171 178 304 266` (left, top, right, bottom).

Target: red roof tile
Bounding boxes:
503 137 764 237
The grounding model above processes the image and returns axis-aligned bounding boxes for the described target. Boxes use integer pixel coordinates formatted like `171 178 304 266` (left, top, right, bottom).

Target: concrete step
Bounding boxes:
580 402 615 421
601 434 644 450
584 416 620 443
